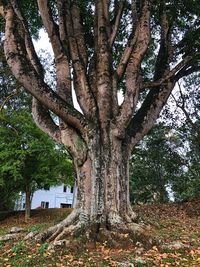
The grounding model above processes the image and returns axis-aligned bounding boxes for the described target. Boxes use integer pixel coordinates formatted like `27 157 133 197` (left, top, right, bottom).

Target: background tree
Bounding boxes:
0 108 73 221
0 179 19 211
130 124 183 204
0 0 199 245
161 73 200 201
129 73 200 205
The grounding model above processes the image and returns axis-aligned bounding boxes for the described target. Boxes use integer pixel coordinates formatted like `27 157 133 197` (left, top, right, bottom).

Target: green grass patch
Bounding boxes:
27 223 49 233
0 227 8 236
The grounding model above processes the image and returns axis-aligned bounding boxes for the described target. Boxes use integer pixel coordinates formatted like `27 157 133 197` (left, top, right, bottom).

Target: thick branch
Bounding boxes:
11 0 44 77
63 1 96 117
131 0 138 29
37 0 72 103
114 0 151 135
95 0 113 126
3 6 86 134
126 80 175 152
142 53 200 90
32 98 88 165
32 98 62 143
60 125 88 167
115 34 137 82
70 1 88 67
114 0 152 94
109 1 125 46
9 1 72 144
11 0 80 147
37 0 62 57
115 1 152 81
102 0 111 37
153 0 172 81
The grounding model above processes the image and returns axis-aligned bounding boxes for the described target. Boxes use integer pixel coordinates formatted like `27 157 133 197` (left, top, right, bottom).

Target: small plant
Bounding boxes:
11 241 27 254
130 257 148 267
38 242 48 254
74 224 86 238
28 223 48 233
0 228 8 236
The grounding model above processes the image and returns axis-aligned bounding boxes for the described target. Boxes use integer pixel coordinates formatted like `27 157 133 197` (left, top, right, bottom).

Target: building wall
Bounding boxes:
15 185 75 210
32 185 74 209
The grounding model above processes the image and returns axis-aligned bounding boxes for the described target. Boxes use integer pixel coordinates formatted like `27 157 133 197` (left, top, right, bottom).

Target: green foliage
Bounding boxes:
170 124 200 201
0 1 42 39
0 187 18 211
130 116 200 203
162 74 200 201
0 109 73 210
38 243 48 254
130 124 183 204
130 69 200 204
11 241 27 254
0 44 31 113
18 0 43 38
28 223 49 233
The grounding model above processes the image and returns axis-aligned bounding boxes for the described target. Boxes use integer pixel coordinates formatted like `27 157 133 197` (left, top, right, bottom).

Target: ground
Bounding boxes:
0 200 200 266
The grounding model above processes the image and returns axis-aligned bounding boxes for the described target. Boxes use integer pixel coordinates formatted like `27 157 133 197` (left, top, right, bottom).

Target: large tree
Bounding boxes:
0 0 199 245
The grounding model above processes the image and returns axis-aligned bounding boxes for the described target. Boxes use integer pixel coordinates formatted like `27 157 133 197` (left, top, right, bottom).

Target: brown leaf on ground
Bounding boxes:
0 200 200 266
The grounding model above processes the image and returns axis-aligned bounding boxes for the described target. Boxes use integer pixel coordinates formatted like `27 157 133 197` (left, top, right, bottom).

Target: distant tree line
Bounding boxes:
130 74 200 204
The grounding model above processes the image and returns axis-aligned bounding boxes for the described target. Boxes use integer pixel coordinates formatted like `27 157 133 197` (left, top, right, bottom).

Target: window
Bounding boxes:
41 201 49 209
44 185 50 190
60 203 72 208
63 185 67 192
70 186 74 193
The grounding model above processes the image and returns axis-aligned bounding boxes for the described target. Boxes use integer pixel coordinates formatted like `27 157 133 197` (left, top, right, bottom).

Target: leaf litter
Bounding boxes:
0 200 200 266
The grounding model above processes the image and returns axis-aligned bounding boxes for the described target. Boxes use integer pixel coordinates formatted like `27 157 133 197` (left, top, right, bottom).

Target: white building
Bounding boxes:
15 185 76 210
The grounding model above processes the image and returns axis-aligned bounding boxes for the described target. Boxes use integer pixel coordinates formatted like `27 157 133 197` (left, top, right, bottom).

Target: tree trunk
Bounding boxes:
74 133 134 227
36 129 148 248
25 185 31 223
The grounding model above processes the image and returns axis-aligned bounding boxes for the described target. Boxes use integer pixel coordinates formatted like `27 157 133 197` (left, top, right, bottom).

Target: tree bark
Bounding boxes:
25 184 31 223
73 131 135 226
36 127 144 247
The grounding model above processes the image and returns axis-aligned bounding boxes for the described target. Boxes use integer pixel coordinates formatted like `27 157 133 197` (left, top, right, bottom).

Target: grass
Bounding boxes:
0 201 200 266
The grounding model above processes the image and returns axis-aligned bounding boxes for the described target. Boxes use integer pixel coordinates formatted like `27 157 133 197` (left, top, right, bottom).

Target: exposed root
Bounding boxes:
25 209 156 251
127 206 138 222
54 221 83 242
28 209 79 242
0 233 25 242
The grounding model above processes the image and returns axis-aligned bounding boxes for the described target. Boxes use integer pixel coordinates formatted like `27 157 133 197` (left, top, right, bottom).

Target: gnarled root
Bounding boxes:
26 209 80 243
25 209 156 251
